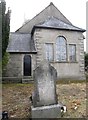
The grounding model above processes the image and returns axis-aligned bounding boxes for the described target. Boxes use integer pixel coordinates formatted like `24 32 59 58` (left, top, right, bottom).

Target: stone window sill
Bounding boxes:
50 61 78 63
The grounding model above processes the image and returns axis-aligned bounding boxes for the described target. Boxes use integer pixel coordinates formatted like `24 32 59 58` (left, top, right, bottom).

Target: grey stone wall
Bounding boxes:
4 54 23 77
79 35 86 80
33 28 86 80
4 29 86 80
3 53 37 80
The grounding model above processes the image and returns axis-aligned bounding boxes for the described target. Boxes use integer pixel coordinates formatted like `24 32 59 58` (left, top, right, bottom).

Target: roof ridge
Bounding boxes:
50 3 72 25
52 17 85 31
33 16 85 32
16 2 72 32
35 16 71 26
44 16 85 29
16 3 52 32
10 32 31 35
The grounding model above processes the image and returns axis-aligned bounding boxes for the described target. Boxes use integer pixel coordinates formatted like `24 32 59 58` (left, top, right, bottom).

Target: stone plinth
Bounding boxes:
31 104 61 118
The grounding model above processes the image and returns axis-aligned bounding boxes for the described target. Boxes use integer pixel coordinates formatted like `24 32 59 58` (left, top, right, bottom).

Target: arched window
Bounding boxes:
56 36 67 61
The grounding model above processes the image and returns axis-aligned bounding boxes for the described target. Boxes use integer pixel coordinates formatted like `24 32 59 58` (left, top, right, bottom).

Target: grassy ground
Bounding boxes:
2 80 87 119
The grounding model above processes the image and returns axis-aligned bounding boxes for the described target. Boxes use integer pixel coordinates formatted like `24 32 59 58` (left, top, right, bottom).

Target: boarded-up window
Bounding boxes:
56 36 67 61
45 43 54 61
69 44 76 62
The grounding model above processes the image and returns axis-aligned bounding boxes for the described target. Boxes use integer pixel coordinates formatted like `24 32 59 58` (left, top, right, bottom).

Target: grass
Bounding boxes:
56 79 86 84
1 74 88 118
2 80 87 118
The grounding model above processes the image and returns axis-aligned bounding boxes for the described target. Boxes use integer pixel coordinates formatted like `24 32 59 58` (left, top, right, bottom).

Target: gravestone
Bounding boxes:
31 60 61 118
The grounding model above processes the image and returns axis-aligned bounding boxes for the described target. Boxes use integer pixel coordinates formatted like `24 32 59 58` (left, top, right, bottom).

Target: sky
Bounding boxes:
5 0 87 50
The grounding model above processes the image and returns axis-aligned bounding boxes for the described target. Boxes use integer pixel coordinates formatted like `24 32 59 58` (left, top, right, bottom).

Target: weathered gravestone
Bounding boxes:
31 60 61 118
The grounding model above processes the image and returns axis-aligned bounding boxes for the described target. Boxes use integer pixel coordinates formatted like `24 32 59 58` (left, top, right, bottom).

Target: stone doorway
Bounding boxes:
24 55 31 76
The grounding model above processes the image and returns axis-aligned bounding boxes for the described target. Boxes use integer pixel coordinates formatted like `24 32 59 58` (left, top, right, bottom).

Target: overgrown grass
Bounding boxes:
2 82 86 118
56 79 86 84
2 83 34 87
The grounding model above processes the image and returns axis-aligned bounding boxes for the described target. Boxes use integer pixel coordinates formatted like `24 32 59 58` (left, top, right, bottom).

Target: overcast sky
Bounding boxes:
5 0 87 50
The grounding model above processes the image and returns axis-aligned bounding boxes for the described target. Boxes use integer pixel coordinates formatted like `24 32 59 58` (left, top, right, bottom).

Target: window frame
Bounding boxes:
55 36 67 62
69 44 76 62
45 43 54 62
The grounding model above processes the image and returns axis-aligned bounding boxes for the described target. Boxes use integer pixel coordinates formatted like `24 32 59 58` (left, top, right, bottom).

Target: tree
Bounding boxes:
2 0 6 57
0 1 2 61
2 0 10 58
1 0 11 74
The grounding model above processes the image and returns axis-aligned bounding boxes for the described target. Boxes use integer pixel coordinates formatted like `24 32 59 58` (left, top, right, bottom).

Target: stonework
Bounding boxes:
33 60 57 107
31 60 61 118
34 28 86 80
31 104 61 118
4 54 23 77
4 2 86 82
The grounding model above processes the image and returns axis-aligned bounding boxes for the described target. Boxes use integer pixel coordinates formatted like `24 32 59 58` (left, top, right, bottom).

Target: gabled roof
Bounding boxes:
16 2 72 33
32 17 85 32
7 33 37 53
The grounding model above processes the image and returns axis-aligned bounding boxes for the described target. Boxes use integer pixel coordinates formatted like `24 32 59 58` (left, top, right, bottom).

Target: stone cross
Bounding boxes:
32 60 58 107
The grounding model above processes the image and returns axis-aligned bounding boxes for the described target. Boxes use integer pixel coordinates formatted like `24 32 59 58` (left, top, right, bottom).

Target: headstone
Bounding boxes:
31 60 61 118
33 60 58 107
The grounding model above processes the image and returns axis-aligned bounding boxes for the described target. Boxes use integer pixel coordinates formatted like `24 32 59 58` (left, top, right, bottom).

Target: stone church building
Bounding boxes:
5 2 86 82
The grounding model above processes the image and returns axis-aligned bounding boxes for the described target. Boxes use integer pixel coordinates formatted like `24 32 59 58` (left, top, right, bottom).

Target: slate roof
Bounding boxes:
7 33 37 53
16 2 72 33
33 17 85 32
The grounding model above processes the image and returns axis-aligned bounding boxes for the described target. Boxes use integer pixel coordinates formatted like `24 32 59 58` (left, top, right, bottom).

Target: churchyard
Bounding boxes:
2 61 88 118
1 1 87 118
2 80 87 118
